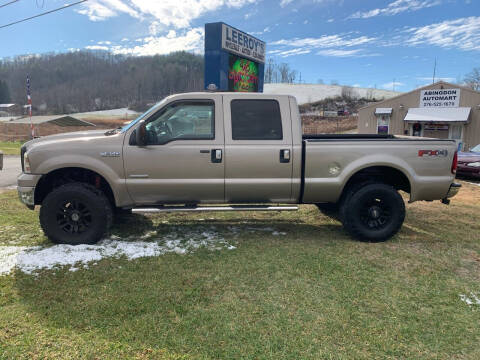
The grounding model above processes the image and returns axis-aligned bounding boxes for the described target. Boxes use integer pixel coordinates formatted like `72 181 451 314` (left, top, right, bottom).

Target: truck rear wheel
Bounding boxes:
39 183 113 245
340 182 405 242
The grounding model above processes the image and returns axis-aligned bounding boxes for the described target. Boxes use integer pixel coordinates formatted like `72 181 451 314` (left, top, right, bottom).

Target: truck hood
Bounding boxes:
24 130 112 151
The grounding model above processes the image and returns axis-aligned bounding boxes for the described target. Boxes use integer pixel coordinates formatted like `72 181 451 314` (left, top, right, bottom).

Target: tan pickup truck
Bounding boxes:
17 92 461 245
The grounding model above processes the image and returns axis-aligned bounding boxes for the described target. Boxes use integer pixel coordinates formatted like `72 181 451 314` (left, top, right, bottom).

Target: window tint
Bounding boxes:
145 101 214 145
231 99 283 140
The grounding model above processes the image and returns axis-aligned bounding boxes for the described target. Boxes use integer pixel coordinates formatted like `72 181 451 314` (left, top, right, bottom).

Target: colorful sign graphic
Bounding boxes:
228 55 259 92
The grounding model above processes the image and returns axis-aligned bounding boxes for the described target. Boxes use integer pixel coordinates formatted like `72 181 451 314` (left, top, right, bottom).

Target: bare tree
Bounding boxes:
330 80 339 85
464 68 480 91
264 59 298 84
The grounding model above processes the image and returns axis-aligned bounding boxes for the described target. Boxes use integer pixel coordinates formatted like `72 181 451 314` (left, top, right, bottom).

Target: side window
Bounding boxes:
145 101 214 145
231 99 283 140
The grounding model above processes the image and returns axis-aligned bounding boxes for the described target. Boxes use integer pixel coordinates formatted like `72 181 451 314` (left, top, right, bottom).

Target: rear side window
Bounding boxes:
231 99 283 140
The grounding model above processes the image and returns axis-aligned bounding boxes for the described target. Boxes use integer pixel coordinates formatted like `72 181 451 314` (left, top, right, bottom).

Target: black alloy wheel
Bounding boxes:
40 183 113 245
341 182 405 242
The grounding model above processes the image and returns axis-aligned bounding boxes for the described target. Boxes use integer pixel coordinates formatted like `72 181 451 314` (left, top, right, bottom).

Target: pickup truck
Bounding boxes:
17 92 461 245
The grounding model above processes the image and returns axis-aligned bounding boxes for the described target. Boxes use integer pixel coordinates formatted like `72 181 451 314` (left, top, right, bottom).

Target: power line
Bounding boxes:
0 0 19 9
0 0 87 29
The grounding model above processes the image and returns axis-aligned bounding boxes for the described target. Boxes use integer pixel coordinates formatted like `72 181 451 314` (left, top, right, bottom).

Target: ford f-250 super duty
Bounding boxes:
17 92 461 245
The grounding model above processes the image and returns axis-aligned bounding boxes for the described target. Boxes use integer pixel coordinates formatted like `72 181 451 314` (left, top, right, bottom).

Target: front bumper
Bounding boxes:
18 186 35 207
17 173 42 209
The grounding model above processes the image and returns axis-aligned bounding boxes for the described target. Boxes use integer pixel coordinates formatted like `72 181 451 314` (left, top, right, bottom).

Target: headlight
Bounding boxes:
467 162 480 168
24 152 31 173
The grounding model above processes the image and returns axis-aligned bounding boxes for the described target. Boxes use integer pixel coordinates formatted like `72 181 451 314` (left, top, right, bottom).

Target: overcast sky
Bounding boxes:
1 0 479 91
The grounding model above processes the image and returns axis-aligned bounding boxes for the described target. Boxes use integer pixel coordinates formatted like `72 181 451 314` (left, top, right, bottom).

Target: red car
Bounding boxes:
457 144 480 179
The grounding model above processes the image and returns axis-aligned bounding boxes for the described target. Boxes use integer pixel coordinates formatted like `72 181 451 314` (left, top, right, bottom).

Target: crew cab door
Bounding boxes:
123 95 224 204
223 95 294 203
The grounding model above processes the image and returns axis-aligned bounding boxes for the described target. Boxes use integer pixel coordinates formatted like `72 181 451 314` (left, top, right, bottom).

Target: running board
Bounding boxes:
132 205 299 213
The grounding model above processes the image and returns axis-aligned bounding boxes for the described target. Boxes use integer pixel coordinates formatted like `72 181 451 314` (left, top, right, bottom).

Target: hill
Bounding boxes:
0 51 204 115
264 83 400 105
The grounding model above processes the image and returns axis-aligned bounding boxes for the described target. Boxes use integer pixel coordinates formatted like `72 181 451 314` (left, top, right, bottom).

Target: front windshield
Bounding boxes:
471 144 480 153
121 98 168 133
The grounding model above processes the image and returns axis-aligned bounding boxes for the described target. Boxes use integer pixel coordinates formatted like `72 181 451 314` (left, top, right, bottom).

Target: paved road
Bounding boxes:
0 156 21 189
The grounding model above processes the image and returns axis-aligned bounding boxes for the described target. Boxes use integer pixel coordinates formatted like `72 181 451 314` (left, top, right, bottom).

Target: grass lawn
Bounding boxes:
1 182 480 359
0 141 24 155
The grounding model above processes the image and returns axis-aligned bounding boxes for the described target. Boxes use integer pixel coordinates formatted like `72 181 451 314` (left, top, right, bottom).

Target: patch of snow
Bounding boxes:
0 246 30 275
0 225 287 276
0 227 236 276
460 293 480 306
466 182 480 187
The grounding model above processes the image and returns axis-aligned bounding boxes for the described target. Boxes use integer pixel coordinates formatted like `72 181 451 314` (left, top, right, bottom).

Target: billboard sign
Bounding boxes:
205 22 265 92
420 88 460 108
221 23 266 64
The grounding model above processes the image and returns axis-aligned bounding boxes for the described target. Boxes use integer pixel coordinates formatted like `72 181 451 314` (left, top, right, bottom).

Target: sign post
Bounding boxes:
204 22 266 92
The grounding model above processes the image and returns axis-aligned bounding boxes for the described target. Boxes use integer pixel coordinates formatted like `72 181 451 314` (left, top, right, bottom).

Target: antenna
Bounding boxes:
432 58 437 84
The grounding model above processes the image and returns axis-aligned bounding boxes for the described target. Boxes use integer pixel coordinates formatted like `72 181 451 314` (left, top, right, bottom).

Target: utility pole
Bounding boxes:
432 58 437 84
393 78 396 92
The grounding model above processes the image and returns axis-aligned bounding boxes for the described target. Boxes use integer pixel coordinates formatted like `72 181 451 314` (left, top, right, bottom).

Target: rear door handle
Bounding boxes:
211 149 222 163
280 149 290 163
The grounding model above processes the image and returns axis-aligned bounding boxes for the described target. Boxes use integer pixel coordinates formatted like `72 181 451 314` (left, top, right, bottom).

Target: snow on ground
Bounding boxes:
460 293 480 306
0 225 286 276
264 83 400 105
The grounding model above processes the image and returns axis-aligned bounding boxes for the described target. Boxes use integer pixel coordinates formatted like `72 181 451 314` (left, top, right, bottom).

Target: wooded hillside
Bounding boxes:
0 51 204 114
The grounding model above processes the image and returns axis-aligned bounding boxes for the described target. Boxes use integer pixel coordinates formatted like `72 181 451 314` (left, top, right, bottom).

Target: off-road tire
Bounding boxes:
39 182 113 245
340 182 405 242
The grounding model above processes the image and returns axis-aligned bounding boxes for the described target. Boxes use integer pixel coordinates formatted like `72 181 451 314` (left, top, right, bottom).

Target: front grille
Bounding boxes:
20 146 26 172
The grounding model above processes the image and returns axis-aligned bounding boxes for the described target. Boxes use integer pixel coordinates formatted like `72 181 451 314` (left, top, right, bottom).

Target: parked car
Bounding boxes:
17 92 461 245
457 144 480 179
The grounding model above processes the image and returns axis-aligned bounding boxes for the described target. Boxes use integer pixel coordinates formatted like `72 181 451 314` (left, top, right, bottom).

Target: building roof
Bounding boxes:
404 107 471 122
360 81 480 111
7 115 95 127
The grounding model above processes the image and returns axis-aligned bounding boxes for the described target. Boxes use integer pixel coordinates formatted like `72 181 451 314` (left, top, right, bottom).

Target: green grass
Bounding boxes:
0 141 24 155
1 183 480 359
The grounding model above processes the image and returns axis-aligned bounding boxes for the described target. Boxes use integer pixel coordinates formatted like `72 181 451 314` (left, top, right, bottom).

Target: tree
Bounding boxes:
0 80 11 103
341 85 359 100
264 59 298 84
464 68 480 91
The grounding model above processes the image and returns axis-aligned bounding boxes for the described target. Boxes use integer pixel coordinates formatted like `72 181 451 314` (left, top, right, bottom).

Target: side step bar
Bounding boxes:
132 205 299 213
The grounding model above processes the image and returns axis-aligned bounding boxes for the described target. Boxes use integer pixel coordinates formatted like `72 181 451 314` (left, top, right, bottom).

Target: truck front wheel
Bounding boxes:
341 183 405 242
39 183 113 245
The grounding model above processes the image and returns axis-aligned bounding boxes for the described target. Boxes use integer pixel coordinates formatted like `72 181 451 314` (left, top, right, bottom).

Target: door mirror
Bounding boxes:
136 120 147 146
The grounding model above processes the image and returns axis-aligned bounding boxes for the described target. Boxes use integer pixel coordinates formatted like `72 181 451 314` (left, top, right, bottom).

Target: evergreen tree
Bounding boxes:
0 79 11 103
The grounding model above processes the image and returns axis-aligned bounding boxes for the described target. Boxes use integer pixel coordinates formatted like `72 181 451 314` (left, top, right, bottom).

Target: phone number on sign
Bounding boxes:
422 101 456 107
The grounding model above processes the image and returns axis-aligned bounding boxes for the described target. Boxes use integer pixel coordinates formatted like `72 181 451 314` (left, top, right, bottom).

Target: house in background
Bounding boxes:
358 81 480 151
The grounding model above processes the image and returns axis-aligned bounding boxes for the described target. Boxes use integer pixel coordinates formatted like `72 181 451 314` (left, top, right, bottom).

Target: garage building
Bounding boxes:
358 81 480 151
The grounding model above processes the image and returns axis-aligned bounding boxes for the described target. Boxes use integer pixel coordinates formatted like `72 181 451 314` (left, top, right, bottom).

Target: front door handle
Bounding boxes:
211 149 222 163
280 149 290 163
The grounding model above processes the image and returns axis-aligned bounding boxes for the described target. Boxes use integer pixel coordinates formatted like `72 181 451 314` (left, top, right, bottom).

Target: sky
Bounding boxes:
1 0 479 91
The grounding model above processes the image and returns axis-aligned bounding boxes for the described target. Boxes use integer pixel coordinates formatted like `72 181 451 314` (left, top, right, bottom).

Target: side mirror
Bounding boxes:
136 120 147 146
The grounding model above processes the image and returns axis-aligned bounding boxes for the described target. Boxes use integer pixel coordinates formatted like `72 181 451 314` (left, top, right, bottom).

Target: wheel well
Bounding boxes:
343 166 411 195
35 167 115 207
